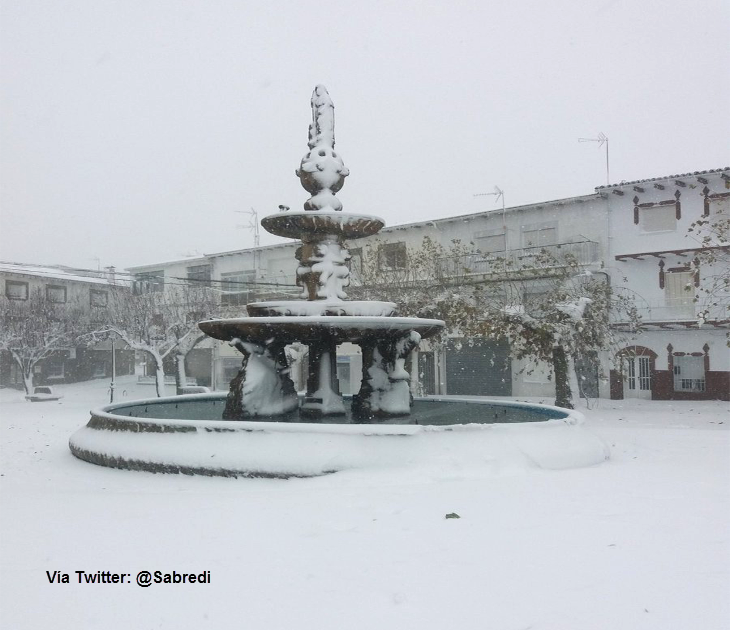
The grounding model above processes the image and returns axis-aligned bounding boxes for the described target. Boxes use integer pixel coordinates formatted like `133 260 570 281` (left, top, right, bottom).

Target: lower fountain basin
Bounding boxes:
69 395 609 478
199 315 444 345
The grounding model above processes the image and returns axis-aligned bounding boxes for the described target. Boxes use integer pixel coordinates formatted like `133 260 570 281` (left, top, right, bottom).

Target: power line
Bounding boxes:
0 265 299 289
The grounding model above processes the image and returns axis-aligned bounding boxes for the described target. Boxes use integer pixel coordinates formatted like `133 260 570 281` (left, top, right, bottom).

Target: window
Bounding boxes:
221 270 255 306
337 356 352 395
474 232 505 255
642 205 676 232
220 358 242 386
5 280 28 300
522 227 556 248
665 271 695 308
348 248 363 279
133 270 164 294
90 289 108 307
92 362 107 378
44 355 65 379
46 285 67 303
522 282 551 314
187 264 212 287
523 360 552 384
378 242 407 270
673 355 705 392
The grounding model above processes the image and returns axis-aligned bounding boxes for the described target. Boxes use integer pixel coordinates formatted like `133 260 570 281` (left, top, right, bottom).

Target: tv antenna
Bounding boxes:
473 185 508 255
474 186 505 224
235 207 260 247
579 132 610 185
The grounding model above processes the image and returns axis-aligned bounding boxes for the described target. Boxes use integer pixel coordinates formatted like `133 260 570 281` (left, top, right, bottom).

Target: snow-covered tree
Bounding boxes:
687 201 730 340
94 284 219 396
348 236 480 336
0 289 87 395
474 260 639 408
349 237 639 408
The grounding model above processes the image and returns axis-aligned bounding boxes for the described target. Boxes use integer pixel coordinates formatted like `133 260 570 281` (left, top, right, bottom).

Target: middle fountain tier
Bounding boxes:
200 85 444 421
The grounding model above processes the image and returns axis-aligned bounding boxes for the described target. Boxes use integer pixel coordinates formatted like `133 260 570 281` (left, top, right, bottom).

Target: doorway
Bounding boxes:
624 355 652 399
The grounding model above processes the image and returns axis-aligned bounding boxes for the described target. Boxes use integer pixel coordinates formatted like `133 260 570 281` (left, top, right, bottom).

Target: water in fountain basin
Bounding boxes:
103 395 572 425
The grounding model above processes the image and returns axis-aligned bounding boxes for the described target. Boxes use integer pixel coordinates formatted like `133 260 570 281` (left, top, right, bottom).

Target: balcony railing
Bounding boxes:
437 241 600 277
614 300 728 323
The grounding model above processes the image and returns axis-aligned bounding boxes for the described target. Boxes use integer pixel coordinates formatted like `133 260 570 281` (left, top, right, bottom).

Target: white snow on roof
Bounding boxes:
0 261 118 286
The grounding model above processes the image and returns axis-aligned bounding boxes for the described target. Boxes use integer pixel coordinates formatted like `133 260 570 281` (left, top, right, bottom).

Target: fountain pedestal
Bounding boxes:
301 337 344 416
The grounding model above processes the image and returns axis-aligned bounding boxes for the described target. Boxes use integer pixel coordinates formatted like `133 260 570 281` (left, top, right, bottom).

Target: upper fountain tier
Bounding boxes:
261 85 384 243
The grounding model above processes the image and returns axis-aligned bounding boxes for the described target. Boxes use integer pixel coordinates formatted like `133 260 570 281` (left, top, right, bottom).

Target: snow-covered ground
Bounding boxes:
1 377 728 630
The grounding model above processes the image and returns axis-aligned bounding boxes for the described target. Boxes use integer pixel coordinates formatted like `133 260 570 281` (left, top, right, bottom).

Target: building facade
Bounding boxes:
0 262 134 389
126 167 729 401
600 168 729 400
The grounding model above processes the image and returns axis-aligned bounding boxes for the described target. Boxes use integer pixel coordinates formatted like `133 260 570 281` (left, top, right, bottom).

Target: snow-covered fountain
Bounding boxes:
69 86 608 478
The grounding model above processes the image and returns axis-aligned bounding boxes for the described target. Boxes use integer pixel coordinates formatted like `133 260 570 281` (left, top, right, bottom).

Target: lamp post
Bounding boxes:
110 337 116 403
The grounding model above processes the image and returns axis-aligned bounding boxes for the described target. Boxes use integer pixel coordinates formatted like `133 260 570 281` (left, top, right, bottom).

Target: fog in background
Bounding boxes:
1 0 728 270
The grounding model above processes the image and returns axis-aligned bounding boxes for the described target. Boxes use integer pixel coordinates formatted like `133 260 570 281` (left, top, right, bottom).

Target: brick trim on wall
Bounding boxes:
633 192 682 226
654 342 728 401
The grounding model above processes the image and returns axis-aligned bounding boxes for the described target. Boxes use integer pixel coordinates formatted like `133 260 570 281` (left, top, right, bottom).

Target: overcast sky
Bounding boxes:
1 0 728 271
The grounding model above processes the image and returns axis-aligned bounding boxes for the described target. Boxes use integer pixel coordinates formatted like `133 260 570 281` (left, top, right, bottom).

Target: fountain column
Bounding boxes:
301 336 345 417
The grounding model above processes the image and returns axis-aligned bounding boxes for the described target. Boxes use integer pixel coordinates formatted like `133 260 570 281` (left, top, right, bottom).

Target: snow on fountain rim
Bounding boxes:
85 393 584 436
201 315 445 328
247 300 398 317
70 395 608 476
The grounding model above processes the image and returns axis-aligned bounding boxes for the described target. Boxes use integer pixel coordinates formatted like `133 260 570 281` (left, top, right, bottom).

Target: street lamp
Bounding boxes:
110 337 116 403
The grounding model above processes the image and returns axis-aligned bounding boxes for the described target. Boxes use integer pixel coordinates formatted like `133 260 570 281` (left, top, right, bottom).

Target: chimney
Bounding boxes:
105 266 116 284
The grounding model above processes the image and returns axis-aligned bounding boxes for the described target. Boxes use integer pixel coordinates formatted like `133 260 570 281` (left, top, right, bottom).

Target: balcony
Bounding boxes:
614 299 728 327
437 240 601 278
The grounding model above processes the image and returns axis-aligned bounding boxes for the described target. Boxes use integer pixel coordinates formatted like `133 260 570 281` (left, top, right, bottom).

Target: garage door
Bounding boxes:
445 339 511 396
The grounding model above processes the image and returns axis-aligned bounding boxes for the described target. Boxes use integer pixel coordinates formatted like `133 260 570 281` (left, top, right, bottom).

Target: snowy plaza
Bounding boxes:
1 377 728 630
2 0 729 628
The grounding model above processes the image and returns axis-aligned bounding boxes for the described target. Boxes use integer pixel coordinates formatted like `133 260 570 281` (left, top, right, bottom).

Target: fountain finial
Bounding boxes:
308 85 335 149
296 85 350 212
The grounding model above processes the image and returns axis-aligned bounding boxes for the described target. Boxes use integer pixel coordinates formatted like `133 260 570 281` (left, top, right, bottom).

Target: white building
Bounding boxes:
599 168 729 400
0 262 134 387
127 166 729 401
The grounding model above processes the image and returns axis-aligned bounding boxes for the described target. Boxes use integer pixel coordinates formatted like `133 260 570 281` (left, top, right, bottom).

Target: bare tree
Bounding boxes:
94 284 219 396
0 289 87 395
